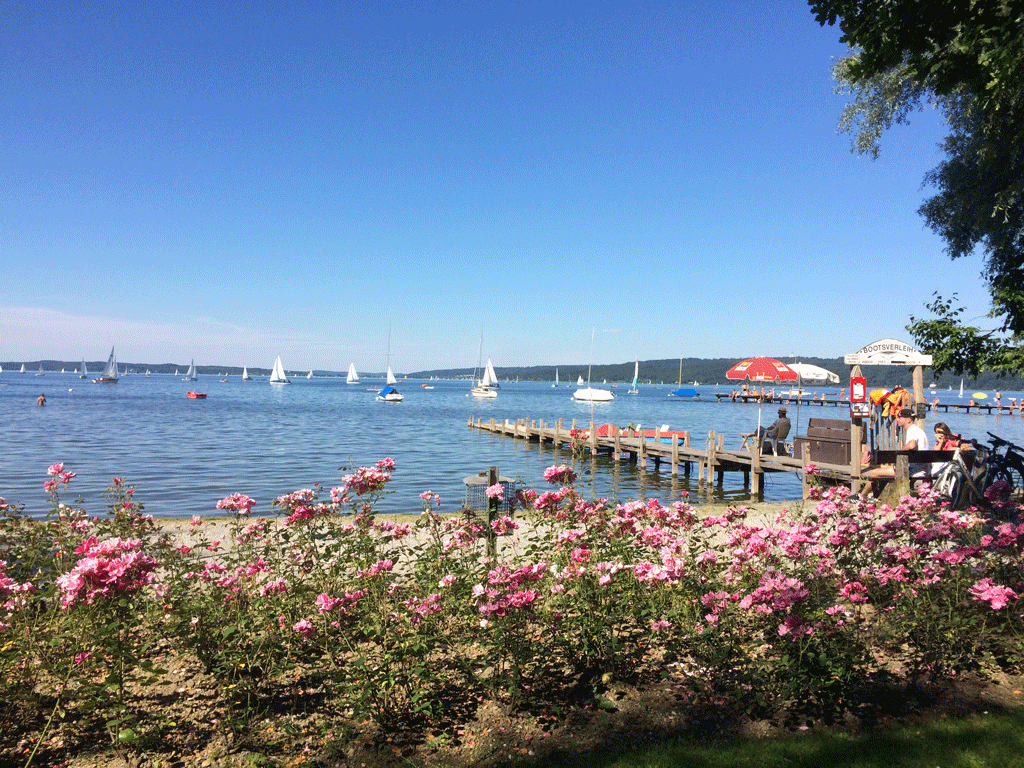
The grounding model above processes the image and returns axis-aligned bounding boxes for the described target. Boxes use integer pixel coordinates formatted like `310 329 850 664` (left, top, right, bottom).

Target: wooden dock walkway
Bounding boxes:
468 416 857 497
715 392 1020 415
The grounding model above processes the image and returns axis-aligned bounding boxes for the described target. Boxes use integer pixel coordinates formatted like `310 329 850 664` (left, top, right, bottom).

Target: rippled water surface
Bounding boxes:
5 372 1024 518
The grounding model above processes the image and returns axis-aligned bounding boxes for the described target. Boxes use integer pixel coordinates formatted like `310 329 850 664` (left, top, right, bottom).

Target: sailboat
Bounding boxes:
628 359 639 395
573 329 615 402
181 360 197 381
471 359 499 399
377 366 403 401
36 363 44 376
269 355 291 384
92 347 119 383
577 375 585 386
20 364 25 374
242 366 252 380
552 369 559 388
376 320 403 401
307 370 314 379
959 378 964 398
346 363 360 384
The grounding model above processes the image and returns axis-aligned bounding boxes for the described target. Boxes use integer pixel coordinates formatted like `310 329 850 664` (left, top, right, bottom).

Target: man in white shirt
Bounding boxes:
861 407 930 497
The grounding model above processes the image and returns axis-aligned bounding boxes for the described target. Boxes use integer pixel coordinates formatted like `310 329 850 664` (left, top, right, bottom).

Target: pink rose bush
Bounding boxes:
56 537 158 608
3 459 1024 755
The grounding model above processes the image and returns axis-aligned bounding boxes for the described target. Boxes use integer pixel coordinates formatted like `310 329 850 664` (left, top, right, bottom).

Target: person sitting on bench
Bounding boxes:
861 408 931 496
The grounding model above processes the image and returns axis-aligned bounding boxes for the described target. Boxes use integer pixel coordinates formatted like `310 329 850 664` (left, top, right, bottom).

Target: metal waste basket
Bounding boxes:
463 471 517 514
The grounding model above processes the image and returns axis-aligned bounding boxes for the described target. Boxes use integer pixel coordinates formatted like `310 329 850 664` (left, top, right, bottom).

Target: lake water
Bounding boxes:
4 371 1024 519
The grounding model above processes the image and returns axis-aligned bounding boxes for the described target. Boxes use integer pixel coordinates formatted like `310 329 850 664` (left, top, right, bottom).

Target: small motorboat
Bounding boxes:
186 391 207 399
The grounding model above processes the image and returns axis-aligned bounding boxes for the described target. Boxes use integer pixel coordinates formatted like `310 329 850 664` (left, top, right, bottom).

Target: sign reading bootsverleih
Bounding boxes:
844 338 933 367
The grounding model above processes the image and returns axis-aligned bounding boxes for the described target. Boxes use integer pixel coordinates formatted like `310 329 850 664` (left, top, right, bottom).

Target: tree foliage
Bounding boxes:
812 0 1024 375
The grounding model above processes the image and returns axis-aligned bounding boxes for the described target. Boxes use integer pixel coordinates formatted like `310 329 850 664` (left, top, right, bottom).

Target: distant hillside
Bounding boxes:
411 357 1024 391
6 357 1024 390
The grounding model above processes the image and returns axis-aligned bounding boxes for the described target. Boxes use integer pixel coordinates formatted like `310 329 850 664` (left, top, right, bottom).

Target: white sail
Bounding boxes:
270 356 290 384
552 369 559 388
482 358 498 387
386 366 398 385
346 363 360 384
242 366 251 380
307 370 313 379
573 327 614 402
36 363 44 376
93 347 119 383
628 359 639 394
577 375 585 386
181 360 197 381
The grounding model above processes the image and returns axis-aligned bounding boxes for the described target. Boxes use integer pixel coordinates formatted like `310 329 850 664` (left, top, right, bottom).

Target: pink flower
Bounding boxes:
315 593 342 613
969 578 1018 610
47 463 64 476
543 465 577 485
55 537 158 608
292 619 315 639
216 493 256 515
490 516 518 535
485 483 505 500
357 559 394 579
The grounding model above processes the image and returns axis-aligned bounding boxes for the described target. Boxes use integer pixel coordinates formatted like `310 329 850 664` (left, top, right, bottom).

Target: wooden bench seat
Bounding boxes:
871 449 973 478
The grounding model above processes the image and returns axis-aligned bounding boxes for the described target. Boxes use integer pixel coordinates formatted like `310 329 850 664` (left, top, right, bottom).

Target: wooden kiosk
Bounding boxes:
844 338 933 500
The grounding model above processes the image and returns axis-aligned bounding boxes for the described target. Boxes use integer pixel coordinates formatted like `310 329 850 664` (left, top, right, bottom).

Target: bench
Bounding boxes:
871 449 972 478
791 418 852 466
864 449 974 502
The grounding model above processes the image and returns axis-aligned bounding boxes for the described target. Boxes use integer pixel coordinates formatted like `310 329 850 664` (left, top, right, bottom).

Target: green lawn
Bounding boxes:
532 708 1024 768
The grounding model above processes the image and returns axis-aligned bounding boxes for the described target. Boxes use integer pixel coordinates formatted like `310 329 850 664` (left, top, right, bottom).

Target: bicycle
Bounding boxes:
933 444 990 510
983 432 1024 501
933 432 1024 511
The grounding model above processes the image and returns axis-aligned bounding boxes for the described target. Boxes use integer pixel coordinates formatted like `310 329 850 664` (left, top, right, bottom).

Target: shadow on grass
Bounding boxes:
527 706 1024 768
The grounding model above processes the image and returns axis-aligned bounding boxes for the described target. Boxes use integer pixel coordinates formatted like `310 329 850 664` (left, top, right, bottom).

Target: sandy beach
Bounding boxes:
151 497 811 550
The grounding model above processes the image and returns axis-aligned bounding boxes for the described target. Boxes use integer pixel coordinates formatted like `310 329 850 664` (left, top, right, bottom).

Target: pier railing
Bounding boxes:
468 416 860 499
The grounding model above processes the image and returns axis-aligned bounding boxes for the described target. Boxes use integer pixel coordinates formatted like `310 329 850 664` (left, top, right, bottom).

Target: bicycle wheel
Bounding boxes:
985 462 1024 502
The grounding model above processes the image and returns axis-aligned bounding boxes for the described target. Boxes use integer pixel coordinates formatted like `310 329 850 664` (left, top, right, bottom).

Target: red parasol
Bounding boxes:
725 357 799 382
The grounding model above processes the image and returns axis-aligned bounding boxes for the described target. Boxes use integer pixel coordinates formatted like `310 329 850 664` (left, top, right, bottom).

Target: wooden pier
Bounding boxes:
468 416 858 497
715 392 1021 415
716 393 848 408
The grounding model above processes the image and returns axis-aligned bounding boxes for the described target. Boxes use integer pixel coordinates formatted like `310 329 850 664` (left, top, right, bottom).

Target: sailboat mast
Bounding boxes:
587 328 595 385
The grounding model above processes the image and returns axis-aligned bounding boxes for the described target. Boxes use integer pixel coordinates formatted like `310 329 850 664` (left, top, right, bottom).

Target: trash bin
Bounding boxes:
462 471 517 514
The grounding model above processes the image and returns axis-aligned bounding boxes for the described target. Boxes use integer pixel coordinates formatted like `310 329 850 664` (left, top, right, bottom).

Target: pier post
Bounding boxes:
801 443 811 498
589 421 598 455
486 465 499 558
705 431 717 486
671 435 679 475
614 425 621 462
750 436 763 495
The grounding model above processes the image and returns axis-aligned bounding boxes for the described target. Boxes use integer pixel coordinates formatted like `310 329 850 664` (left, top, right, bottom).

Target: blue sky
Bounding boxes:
1 0 991 374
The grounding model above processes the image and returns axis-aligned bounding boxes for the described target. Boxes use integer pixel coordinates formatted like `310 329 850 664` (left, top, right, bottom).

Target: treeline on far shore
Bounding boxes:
8 357 1024 391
